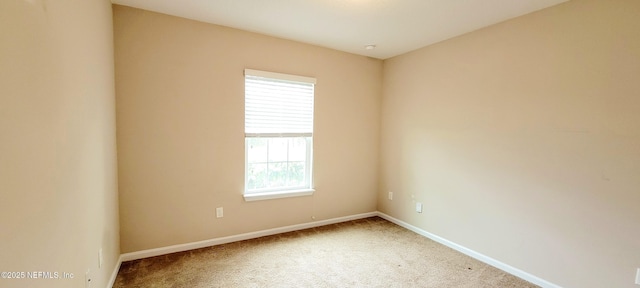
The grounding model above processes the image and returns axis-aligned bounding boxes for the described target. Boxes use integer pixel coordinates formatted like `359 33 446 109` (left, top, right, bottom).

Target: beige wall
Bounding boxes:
0 1 119 288
113 5 382 253
380 0 640 287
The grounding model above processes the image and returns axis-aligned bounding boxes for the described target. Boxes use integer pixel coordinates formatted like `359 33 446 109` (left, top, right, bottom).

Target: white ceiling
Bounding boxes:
111 0 568 59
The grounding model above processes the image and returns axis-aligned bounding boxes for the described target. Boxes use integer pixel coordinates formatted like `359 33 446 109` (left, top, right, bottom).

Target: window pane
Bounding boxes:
268 138 288 162
267 162 287 188
288 138 307 162
247 138 267 163
246 136 311 192
247 163 267 190
287 162 305 187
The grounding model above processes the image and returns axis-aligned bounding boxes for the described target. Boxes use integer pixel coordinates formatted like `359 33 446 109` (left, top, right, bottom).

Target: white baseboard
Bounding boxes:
113 211 559 288
120 211 377 262
107 254 123 288
375 212 562 288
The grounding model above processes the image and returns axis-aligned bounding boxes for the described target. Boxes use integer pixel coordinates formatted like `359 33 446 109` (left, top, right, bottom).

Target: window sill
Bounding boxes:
243 189 315 202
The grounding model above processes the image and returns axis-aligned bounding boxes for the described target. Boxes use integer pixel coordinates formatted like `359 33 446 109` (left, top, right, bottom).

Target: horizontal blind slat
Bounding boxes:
245 133 312 137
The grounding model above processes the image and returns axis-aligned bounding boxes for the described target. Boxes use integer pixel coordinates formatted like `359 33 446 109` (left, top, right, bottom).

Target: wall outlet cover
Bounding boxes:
635 268 640 285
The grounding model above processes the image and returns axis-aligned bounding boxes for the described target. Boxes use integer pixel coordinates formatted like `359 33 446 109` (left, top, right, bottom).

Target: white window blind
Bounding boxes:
244 69 315 137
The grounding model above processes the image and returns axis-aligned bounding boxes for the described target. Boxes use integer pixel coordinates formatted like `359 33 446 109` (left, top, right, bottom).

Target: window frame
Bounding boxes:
243 69 316 201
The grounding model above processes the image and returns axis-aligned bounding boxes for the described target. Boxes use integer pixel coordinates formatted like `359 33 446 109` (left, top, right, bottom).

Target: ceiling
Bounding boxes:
111 0 568 59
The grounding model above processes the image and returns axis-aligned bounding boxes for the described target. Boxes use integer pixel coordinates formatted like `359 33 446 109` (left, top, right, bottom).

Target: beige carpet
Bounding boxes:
114 217 538 287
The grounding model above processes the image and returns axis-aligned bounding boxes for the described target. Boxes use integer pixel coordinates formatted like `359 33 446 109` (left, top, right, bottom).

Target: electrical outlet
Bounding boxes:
416 202 423 213
388 191 393 200
85 269 92 288
216 207 223 218
635 268 640 285
98 248 103 268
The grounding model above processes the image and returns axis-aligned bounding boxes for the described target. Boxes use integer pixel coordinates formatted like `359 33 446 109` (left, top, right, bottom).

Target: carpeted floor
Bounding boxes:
114 217 539 287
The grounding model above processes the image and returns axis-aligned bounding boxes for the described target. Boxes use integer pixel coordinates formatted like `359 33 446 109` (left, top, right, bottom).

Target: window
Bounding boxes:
244 69 315 201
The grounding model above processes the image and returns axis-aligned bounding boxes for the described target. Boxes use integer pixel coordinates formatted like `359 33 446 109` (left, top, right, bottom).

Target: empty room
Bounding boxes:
1 0 639 287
